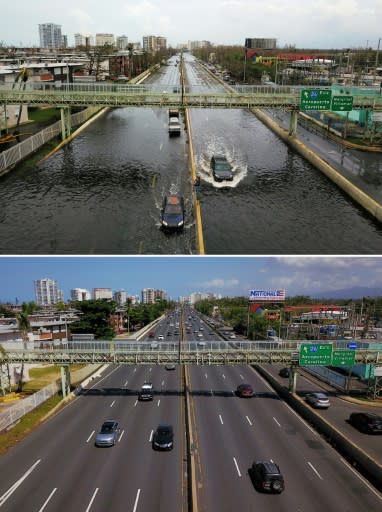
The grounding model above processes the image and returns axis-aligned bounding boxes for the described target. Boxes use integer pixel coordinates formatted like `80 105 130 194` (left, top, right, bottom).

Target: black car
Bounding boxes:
210 155 233 182
152 424 174 450
349 412 382 434
161 195 185 230
249 461 285 493
279 367 290 378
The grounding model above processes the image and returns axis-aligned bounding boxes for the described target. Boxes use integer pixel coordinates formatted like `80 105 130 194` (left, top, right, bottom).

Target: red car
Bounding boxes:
236 384 255 397
148 332 155 338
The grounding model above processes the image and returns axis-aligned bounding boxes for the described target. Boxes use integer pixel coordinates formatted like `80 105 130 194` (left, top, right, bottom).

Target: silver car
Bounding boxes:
94 420 120 447
305 392 330 409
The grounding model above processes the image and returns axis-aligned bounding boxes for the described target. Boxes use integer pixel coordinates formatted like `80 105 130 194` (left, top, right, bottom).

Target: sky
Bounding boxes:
2 0 382 49
0 256 381 303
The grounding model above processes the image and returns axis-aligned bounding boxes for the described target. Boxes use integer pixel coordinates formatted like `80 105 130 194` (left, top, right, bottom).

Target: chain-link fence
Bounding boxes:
0 106 102 175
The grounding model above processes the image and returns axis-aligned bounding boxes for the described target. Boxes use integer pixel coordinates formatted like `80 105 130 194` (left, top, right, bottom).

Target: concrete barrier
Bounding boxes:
252 109 382 224
254 364 382 493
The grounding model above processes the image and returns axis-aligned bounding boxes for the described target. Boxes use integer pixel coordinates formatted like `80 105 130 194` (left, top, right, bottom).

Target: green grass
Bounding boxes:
28 107 61 124
0 393 63 455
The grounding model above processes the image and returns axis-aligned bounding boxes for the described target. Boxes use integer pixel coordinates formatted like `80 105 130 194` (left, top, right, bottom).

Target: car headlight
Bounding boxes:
162 220 168 226
178 220 184 226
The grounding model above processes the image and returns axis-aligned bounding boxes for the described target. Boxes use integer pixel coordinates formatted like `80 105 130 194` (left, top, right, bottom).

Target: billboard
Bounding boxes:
249 289 286 302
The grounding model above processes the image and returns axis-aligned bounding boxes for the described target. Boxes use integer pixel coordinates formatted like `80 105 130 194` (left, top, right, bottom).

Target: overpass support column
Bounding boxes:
289 110 298 136
60 365 71 398
60 107 71 140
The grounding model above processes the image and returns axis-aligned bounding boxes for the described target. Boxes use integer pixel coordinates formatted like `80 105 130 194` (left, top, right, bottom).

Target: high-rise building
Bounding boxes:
92 288 113 299
116 36 129 50
141 288 166 304
39 23 63 49
74 33 94 47
114 289 127 305
142 35 166 53
70 288 91 301
34 278 60 305
95 33 115 46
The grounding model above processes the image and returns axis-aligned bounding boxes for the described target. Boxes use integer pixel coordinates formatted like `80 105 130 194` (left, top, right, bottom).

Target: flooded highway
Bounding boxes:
0 54 381 254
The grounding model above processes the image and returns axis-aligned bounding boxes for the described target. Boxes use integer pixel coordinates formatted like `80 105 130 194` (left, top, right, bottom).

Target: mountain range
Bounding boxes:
312 287 382 300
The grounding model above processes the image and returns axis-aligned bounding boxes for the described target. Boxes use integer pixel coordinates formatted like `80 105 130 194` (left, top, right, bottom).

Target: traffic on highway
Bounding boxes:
0 307 381 511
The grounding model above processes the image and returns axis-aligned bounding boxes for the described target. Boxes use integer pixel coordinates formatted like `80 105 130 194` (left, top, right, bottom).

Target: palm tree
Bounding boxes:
16 302 37 392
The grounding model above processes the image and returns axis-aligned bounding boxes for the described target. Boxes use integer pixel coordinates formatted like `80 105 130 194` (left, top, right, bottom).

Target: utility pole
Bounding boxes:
374 37 381 85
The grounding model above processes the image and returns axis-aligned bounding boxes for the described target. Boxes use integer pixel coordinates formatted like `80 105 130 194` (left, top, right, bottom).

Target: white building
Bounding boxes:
95 33 115 46
92 288 113 299
74 33 94 47
116 36 129 50
70 288 91 301
114 289 127 305
39 23 63 49
34 278 60 305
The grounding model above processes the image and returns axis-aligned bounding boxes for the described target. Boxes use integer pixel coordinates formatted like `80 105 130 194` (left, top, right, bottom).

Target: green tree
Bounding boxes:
70 299 118 339
16 301 38 392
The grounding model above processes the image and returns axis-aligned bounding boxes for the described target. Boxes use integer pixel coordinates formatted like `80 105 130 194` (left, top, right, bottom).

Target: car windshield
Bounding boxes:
158 428 171 435
215 162 231 171
101 423 114 433
165 204 182 214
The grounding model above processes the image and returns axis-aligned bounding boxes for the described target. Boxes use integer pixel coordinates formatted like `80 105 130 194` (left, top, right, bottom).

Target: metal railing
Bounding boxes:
2 85 381 110
0 342 380 365
0 106 102 175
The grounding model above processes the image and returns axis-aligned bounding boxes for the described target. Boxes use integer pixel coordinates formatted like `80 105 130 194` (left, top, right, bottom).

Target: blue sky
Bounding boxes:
0 256 381 303
2 0 381 49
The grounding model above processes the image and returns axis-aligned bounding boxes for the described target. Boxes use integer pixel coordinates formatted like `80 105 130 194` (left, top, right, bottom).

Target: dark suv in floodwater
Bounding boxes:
210 155 233 182
161 195 185 231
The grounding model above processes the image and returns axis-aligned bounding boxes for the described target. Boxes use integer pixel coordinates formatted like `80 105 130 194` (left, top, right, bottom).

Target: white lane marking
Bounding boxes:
133 489 141 512
205 373 208 379
245 416 253 426
85 488 99 512
134 400 138 407
0 459 41 506
119 430 125 442
160 142 163 151
273 417 281 427
308 462 323 480
239 374 244 380
222 374 226 379
340 458 382 501
253 371 276 392
133 368 137 373
233 457 242 477
110 400 116 408
149 367 152 372
219 414 224 425
157 399 161 407
161 380 165 386
283 403 318 435
38 488 57 512
86 431 95 443
149 430 154 442
124 380 128 387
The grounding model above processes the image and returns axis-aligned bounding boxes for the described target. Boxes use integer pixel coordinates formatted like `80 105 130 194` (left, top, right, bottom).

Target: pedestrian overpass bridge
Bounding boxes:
1 83 382 110
1 340 380 366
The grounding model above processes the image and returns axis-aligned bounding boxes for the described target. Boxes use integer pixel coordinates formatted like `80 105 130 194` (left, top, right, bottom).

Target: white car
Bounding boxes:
158 335 164 340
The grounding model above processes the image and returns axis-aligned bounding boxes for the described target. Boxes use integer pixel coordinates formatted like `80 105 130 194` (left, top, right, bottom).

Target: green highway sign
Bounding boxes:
331 95 354 111
332 350 356 366
299 343 333 365
300 89 332 111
